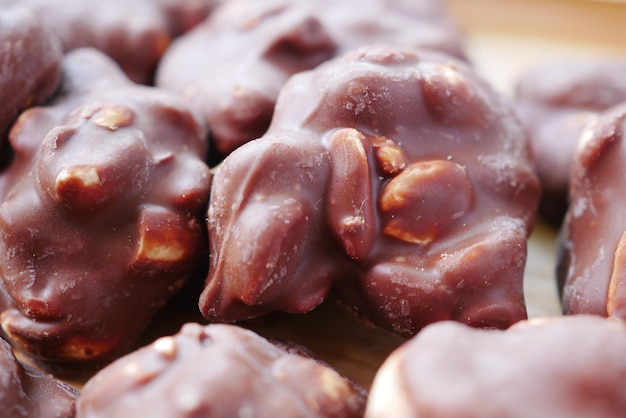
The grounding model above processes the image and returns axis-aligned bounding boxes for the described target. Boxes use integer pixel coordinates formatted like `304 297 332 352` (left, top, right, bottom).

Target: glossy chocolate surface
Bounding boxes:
156 0 466 155
201 46 540 337
515 58 626 225
0 337 78 418
0 0 218 84
0 48 212 374
366 316 626 418
77 323 366 418
557 102 626 318
0 4 62 156
152 0 221 36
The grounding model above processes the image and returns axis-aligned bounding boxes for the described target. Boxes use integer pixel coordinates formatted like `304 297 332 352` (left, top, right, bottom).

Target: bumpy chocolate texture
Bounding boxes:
0 0 220 84
0 337 78 418
0 48 212 373
514 58 626 226
77 323 367 418
365 315 626 418
201 46 540 338
0 4 63 156
153 0 223 37
156 0 467 155
557 102 626 319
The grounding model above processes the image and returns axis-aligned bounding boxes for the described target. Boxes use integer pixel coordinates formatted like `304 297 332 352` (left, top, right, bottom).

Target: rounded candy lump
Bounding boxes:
200 45 540 338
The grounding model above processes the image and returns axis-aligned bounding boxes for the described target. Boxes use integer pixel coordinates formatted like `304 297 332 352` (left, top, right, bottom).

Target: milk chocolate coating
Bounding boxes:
0 0 218 84
77 323 366 418
201 46 540 337
0 337 78 418
557 102 626 318
514 58 626 226
0 4 62 156
0 48 212 374
365 315 626 418
156 0 467 155
152 0 222 36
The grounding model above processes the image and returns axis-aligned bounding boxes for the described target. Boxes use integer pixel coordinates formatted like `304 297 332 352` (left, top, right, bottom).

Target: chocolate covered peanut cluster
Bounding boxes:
156 0 466 155
514 58 626 225
557 101 626 319
201 46 540 338
0 0 220 84
365 316 626 418
77 323 366 418
0 48 212 373
0 4 62 157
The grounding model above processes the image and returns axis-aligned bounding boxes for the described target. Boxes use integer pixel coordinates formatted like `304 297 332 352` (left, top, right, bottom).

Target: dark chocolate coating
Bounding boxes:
200 46 540 337
0 4 62 155
365 315 626 418
77 323 366 418
0 337 78 418
156 0 466 155
0 48 212 373
514 58 626 226
557 102 626 318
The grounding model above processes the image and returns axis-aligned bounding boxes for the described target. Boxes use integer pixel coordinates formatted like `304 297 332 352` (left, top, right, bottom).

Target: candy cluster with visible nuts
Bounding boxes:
201 46 540 338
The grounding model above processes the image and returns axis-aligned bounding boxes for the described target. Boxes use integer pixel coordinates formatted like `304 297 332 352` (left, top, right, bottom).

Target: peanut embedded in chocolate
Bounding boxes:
200 46 540 338
0 48 212 374
77 323 366 418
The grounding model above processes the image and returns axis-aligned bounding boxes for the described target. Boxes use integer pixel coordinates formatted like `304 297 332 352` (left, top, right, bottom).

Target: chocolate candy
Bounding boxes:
77 323 366 418
557 102 626 318
0 48 212 374
0 0 218 84
0 4 62 156
514 58 626 226
156 0 466 155
0 0 168 83
153 0 222 36
365 315 626 418
200 46 540 338
0 336 78 418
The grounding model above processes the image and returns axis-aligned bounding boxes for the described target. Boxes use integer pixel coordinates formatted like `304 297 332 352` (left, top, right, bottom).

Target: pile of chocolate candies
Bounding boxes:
1 1 626 417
